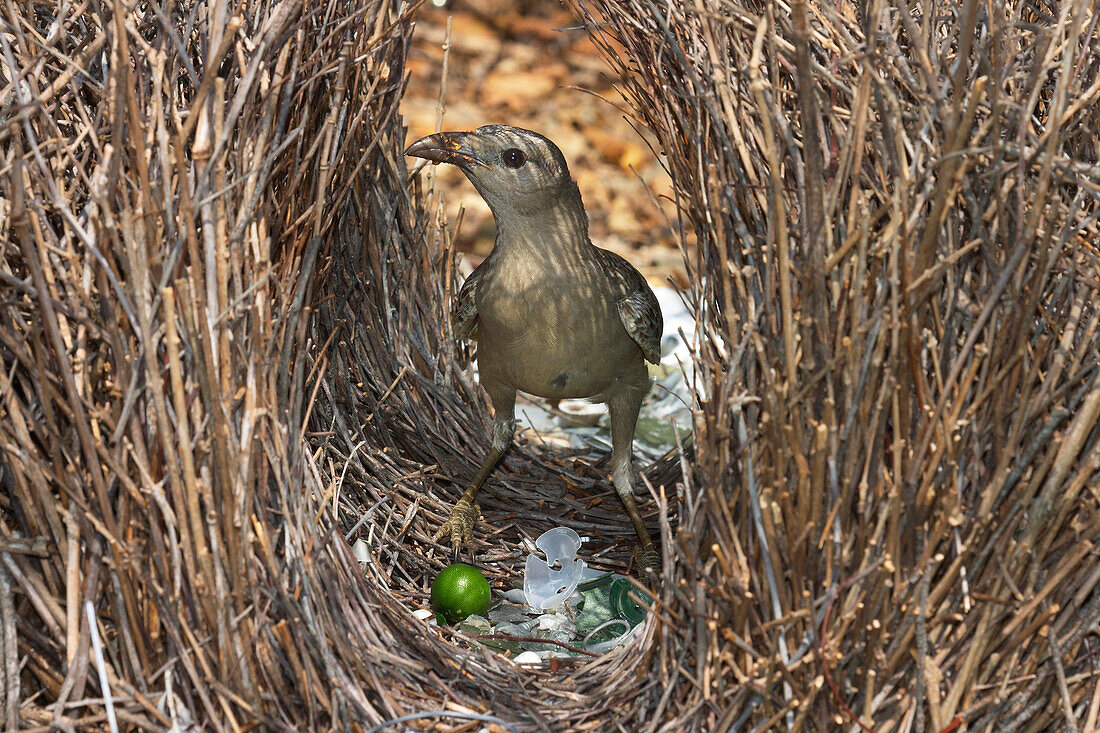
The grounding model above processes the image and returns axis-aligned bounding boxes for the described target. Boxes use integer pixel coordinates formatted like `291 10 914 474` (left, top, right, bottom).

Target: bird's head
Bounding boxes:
405 125 579 218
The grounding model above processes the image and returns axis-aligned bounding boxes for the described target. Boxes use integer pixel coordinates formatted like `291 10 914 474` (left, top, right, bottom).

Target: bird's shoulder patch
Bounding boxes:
617 289 663 365
454 266 482 341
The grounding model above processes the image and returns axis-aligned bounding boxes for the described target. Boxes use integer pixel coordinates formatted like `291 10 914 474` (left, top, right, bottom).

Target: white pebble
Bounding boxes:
351 539 371 564
501 589 528 604
412 608 438 626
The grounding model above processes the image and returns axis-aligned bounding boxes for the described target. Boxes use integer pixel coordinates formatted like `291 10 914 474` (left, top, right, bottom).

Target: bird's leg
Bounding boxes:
434 380 516 547
608 379 660 574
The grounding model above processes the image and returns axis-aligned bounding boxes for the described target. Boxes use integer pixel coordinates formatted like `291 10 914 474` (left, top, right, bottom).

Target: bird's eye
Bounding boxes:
502 148 526 168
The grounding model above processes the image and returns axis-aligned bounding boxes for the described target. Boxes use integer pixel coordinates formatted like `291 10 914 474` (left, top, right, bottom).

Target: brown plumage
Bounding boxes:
406 124 662 571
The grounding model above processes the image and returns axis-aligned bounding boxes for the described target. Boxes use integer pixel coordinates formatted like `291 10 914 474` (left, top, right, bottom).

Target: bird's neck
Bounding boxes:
491 184 591 259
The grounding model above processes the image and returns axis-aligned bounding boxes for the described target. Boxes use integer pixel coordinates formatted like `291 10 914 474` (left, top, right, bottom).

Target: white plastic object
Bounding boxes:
579 565 606 581
584 621 636 654
524 527 585 610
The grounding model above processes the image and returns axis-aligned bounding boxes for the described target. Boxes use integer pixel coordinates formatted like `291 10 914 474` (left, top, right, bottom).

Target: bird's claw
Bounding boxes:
433 496 480 547
633 543 661 578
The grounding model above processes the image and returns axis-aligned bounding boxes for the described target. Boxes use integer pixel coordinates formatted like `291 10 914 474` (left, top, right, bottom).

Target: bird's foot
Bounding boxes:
433 496 480 547
633 543 661 578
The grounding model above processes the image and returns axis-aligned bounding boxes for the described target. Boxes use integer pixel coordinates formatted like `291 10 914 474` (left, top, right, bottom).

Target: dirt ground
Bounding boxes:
400 0 686 282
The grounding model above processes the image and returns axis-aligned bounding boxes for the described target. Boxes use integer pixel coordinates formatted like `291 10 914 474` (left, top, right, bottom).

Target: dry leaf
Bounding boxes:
480 70 558 110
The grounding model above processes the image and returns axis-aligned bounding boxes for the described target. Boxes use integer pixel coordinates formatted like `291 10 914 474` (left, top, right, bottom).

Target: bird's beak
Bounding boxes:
404 131 487 169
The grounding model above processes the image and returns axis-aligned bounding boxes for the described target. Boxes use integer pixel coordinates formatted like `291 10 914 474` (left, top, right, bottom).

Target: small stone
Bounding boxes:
487 603 531 625
500 588 529 604
412 608 433 620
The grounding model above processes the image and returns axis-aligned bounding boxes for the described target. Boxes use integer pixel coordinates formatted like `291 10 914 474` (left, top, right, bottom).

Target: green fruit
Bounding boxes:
431 563 491 624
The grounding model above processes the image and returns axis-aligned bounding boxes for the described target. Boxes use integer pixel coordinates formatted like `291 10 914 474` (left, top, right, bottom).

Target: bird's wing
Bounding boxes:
618 290 663 364
454 264 482 340
597 249 663 365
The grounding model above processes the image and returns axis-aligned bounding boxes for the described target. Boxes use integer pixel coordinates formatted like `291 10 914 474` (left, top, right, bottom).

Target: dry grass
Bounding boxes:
571 0 1100 729
1 0 432 728
1 0 1099 730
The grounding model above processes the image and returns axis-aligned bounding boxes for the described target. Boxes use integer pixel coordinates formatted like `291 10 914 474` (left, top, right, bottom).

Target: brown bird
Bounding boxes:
405 125 662 571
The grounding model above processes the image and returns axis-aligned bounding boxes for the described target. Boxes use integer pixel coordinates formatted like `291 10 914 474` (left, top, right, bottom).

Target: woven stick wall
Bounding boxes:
3 0 1100 731
569 0 1100 729
2 0 688 729
1 0 448 728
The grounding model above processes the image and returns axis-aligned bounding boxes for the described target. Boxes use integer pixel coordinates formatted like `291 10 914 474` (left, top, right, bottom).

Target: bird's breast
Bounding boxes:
475 259 640 399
